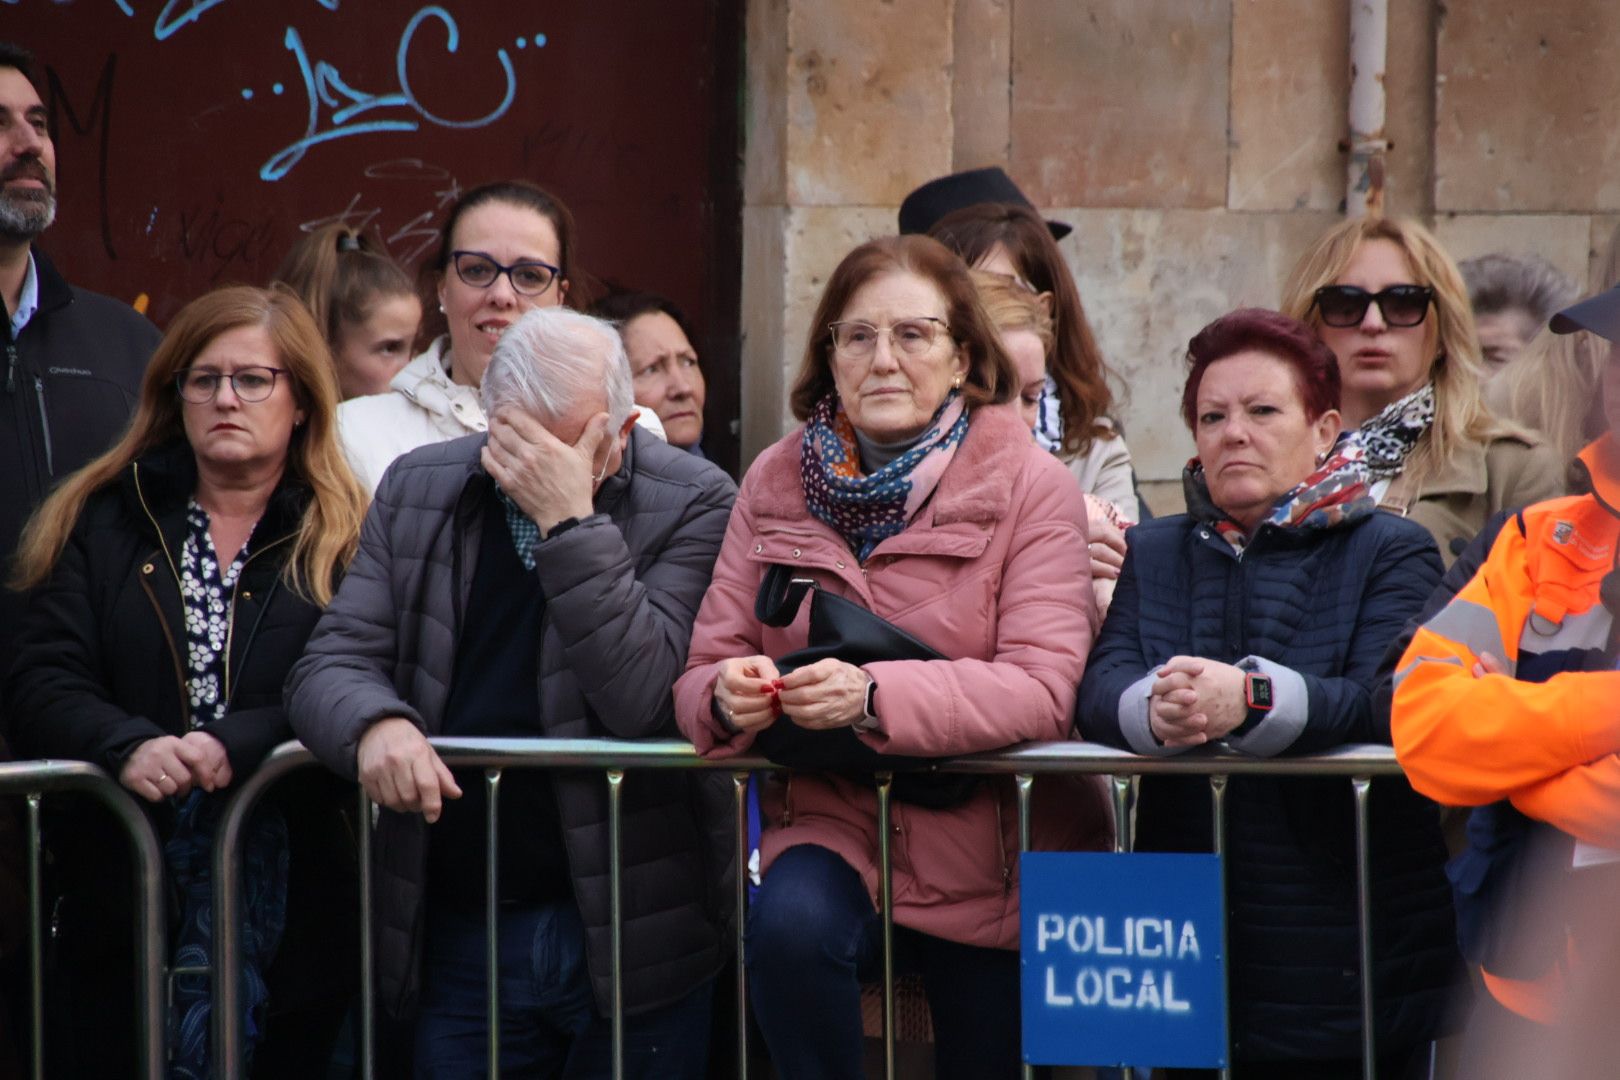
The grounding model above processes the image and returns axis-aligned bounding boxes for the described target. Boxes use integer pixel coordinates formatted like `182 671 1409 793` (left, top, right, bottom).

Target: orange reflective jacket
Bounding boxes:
1392 435 1620 1021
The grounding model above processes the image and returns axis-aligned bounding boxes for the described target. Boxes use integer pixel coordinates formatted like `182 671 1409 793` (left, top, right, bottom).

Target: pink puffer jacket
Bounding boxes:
674 404 1114 950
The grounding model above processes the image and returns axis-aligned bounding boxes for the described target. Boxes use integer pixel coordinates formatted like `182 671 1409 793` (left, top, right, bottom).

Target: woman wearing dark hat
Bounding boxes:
902 168 1139 598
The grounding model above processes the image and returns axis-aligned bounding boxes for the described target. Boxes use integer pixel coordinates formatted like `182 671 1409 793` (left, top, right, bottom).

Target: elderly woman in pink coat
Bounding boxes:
674 235 1113 1080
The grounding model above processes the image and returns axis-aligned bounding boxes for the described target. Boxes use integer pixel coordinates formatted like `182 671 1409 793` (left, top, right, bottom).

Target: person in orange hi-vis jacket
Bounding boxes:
1392 281 1620 1069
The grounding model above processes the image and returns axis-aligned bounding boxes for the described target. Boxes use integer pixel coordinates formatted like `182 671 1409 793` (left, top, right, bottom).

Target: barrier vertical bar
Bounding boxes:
25 793 42 1080
1352 777 1376 1080
607 769 626 1080
875 773 895 1080
356 788 375 1080
1016 774 1034 1080
1209 775 1231 1080
1111 775 1131 853
485 768 503 1078
732 772 750 1080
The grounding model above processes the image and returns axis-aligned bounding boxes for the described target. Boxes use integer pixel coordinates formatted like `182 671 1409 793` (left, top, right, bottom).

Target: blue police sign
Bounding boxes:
1021 852 1228 1068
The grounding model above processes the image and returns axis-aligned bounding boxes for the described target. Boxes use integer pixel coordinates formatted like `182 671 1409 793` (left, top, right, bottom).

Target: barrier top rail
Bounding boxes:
244 736 1404 778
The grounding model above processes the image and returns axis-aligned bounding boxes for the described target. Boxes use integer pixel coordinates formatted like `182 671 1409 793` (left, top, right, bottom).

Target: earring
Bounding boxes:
951 374 964 390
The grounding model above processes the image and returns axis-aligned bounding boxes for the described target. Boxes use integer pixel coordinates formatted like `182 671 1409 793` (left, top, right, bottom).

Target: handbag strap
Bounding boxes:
754 563 818 627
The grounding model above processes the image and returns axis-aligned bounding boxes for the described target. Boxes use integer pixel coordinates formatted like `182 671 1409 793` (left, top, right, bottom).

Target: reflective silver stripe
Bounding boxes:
1419 599 1513 669
1520 605 1614 655
1392 653 1465 691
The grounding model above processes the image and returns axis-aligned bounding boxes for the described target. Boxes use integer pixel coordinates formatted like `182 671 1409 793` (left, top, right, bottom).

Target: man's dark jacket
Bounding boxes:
0 249 160 674
287 427 739 1019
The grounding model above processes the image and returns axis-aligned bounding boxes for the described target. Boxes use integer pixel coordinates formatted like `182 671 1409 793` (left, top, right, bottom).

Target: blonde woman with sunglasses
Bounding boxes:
1280 217 1562 565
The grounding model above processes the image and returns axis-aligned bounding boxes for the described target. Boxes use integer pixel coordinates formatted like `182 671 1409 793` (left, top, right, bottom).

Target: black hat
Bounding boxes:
898 167 1072 241
1551 285 1620 342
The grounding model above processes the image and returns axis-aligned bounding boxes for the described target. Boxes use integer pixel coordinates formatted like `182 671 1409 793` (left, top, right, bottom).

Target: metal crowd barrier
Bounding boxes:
0 759 169 1079
210 738 1407 1080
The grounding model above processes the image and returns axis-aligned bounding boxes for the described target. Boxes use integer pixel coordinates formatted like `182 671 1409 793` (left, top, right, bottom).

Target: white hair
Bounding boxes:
481 307 635 429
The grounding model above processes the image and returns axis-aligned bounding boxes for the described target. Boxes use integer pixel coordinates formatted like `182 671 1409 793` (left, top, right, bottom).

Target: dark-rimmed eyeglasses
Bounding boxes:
450 250 561 297
175 366 287 403
1312 284 1434 329
827 317 950 360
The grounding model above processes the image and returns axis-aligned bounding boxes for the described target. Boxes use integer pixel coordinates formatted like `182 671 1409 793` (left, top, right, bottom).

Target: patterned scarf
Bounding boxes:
1185 440 1375 554
1353 382 1435 481
801 392 970 562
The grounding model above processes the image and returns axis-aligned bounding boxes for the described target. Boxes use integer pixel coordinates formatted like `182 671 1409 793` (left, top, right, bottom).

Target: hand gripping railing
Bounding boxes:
211 739 1406 1080
0 759 169 1079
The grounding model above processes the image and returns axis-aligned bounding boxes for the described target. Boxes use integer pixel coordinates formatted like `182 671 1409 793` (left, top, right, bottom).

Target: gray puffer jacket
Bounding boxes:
286 427 738 1019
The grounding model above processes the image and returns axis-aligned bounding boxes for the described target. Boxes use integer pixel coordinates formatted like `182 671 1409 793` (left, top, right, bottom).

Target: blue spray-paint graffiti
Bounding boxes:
115 0 340 40
254 6 532 182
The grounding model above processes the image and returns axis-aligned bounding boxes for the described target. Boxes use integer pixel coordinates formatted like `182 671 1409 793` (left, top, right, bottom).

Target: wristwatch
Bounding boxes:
1232 668 1273 738
853 676 880 733
544 516 583 540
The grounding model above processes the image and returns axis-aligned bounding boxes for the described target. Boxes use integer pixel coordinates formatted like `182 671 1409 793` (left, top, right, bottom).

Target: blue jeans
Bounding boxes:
747 844 1021 1080
414 899 713 1079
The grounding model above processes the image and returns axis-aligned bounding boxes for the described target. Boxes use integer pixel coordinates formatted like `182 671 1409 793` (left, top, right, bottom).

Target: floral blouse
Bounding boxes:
180 500 254 731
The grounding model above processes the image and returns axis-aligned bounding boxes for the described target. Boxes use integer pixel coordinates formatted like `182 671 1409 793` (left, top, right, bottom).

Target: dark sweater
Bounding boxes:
429 495 568 910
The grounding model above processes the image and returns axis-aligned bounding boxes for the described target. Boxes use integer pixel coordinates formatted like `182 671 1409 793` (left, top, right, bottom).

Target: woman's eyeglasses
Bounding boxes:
175 367 287 403
827 317 950 360
450 251 561 297
1312 284 1434 329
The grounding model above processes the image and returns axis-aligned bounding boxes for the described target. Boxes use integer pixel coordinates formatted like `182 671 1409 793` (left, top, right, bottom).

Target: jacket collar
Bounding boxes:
749 403 1030 528
1576 434 1620 519
119 439 312 556
392 337 484 426
1413 433 1490 497
28 247 72 319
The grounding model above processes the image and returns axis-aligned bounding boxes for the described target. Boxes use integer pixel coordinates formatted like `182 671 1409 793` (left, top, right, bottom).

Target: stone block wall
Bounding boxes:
741 0 1614 513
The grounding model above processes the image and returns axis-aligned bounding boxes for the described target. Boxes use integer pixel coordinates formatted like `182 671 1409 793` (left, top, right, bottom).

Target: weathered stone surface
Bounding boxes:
782 0 954 206
1432 214 1593 299
743 205 895 463
1385 0 1437 217
740 205 789 467
743 0 790 207
1056 207 1341 480
1588 216 1620 292
1436 1 1620 212
952 0 1012 171
1229 0 1346 212
1010 0 1232 209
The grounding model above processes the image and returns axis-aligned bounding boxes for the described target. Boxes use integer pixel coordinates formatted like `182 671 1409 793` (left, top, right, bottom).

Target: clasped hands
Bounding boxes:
119 730 233 803
1147 656 1248 749
712 656 871 733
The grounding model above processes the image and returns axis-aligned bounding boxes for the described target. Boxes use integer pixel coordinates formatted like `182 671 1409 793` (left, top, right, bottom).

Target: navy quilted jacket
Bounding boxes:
1078 507 1462 1062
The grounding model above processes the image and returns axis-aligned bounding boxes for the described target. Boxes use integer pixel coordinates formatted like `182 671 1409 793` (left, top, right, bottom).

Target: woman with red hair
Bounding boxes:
1078 308 1459 1076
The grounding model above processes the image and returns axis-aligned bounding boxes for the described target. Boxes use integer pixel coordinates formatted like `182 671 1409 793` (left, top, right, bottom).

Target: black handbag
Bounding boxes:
751 564 980 809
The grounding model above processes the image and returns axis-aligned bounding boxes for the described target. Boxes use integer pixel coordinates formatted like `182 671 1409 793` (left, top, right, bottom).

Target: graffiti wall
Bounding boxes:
6 0 743 467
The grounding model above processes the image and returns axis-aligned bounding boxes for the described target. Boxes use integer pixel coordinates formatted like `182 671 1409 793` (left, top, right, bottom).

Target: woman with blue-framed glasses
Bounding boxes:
1280 217 1563 567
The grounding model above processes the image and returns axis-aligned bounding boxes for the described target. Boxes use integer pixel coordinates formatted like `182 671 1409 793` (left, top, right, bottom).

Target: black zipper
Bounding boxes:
4 339 16 394
33 376 52 475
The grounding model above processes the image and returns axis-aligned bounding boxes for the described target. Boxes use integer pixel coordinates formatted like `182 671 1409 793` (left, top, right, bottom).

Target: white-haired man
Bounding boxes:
288 306 737 1077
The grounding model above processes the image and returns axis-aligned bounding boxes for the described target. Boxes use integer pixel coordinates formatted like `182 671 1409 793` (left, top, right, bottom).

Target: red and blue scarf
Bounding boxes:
800 392 969 562
1184 439 1375 553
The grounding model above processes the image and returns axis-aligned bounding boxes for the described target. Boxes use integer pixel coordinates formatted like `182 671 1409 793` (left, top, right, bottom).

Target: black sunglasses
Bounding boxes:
1312 284 1434 329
